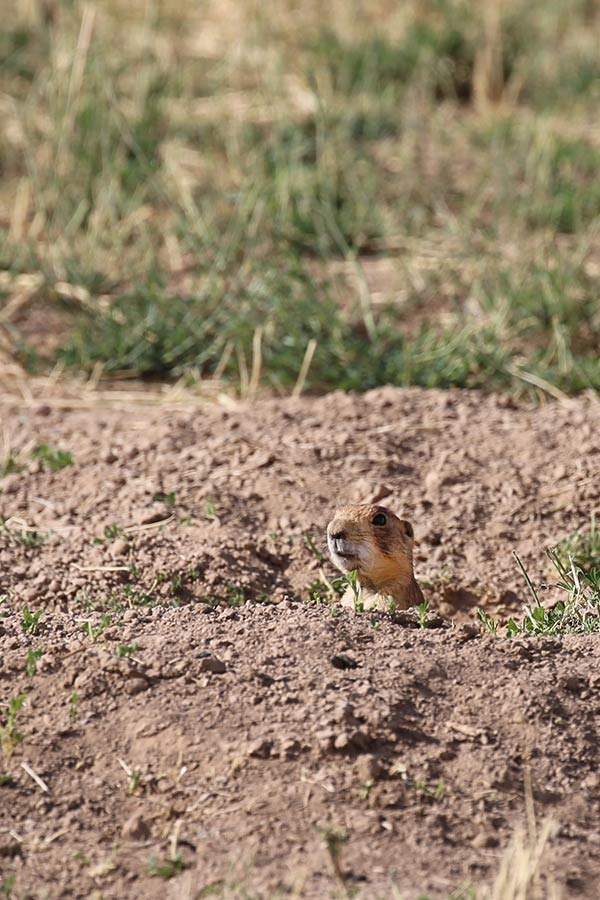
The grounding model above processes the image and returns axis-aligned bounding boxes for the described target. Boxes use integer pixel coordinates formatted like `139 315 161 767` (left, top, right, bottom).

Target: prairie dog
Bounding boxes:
327 503 424 611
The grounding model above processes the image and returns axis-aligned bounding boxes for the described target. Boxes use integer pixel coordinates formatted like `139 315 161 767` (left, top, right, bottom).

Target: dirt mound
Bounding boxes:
1 387 600 898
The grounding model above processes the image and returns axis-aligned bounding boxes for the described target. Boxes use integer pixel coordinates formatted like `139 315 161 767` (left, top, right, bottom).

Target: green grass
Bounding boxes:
0 453 22 478
31 443 73 472
0 519 48 550
147 855 188 879
20 606 43 635
553 514 600 573
3 1 600 397
0 694 25 756
480 519 600 636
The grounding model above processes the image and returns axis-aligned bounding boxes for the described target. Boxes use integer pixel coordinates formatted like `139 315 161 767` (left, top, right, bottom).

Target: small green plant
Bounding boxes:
321 825 348 883
31 443 73 471
506 546 600 636
82 614 111 641
204 584 249 607
205 496 217 519
128 768 144 795
98 523 124 542
224 585 248 607
0 452 22 478
513 551 541 607
307 575 346 604
358 780 374 801
415 599 431 628
554 514 600 573
69 692 79 722
163 566 201 602
152 491 176 506
0 695 25 756
147 854 188 878
342 569 362 612
122 584 156 608
303 532 325 563
21 606 43 635
25 648 43 676
415 778 446 801
0 874 16 898
13 529 47 549
477 608 498 635
115 642 139 657
153 490 175 507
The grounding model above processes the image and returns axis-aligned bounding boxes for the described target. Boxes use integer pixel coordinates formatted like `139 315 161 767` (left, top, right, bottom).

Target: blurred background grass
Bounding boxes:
1 0 600 398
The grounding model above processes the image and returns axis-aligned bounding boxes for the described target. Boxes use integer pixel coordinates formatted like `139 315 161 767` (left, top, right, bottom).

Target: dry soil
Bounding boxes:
1 386 600 899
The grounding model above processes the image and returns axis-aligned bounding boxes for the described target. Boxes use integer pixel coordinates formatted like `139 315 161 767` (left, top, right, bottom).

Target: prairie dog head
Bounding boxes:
327 503 415 591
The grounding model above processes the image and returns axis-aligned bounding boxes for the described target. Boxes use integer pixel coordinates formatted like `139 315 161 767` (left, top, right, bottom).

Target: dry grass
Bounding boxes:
2 0 600 399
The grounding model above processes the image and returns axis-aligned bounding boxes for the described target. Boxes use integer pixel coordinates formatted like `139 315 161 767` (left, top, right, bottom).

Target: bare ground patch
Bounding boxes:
1 386 600 898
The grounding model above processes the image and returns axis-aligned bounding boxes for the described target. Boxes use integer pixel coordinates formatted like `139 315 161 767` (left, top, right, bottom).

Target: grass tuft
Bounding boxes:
481 522 600 636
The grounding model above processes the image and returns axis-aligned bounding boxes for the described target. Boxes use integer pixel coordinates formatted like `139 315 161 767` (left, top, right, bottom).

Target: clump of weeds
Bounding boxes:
31 443 73 472
478 522 600 636
0 695 26 756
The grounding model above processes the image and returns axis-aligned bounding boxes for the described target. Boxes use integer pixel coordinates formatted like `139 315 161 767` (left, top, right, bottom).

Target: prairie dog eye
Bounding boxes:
372 512 387 526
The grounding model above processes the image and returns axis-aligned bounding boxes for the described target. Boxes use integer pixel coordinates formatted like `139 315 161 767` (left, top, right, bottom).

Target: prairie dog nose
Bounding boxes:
328 528 347 541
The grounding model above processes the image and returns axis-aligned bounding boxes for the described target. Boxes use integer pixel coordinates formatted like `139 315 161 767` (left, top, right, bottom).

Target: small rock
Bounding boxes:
454 624 479 642
198 656 227 674
471 832 499 849
563 675 584 693
247 738 273 759
331 654 359 670
334 732 351 751
334 730 371 752
109 538 130 558
101 449 118 464
121 812 150 841
315 729 335 752
356 755 384 782
124 678 147 696
280 737 301 758
0 835 23 859
38 652 58 673
1 475 19 494
135 504 168 525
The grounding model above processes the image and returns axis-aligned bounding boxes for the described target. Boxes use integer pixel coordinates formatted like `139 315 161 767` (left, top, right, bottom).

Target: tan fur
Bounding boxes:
327 503 424 612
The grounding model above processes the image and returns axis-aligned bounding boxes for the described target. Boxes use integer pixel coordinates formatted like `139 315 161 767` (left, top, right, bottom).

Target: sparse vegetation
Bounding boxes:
21 606 43 635
147 855 188 879
95 523 124 543
31 443 73 472
415 599 431 629
480 526 600 637
0 694 25 756
2 1 600 399
0 453 22 478
554 514 600 574
81 614 111 641
152 491 176 507
307 574 346 604
0 3 599 896
204 497 217 520
0 874 16 899
25 648 43 676
0 519 48 550
115 642 139 658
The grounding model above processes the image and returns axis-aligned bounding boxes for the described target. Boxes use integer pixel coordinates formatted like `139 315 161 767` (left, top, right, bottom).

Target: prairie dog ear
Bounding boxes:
401 519 414 540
